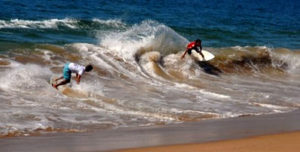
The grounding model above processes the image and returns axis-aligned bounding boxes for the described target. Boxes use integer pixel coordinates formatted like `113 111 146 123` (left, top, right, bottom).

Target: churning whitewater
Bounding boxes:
0 19 299 137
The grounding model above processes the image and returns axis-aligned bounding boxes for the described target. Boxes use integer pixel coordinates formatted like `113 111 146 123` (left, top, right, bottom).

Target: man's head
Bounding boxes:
85 64 93 72
195 39 202 45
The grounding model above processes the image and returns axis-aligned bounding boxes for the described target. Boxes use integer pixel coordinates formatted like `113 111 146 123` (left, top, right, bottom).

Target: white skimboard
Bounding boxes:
191 49 215 61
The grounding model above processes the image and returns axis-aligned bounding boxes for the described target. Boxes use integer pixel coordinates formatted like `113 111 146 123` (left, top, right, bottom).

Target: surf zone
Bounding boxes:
0 20 299 137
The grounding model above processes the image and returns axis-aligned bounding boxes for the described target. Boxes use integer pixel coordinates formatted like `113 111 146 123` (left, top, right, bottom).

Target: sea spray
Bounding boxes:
98 20 188 60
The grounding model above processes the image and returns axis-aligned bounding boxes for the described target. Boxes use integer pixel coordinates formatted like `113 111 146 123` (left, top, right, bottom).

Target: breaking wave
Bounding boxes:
0 20 299 137
0 18 126 29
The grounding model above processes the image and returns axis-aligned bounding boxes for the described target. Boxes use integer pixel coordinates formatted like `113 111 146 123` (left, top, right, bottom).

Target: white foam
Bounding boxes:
0 63 52 93
252 102 290 111
270 51 300 73
84 98 176 121
174 83 197 90
199 90 231 99
0 113 53 136
0 18 77 29
71 79 105 96
92 18 126 28
69 43 145 80
69 43 112 70
97 20 188 60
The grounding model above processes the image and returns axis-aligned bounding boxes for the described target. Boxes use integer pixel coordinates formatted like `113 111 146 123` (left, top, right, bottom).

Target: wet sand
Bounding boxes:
1 110 300 152
115 131 300 152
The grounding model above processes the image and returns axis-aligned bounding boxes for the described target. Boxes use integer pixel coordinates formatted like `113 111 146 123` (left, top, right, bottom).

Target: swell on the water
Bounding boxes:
209 47 293 75
0 20 299 137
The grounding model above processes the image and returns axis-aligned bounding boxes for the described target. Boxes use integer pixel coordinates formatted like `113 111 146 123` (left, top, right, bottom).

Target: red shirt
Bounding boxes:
186 41 200 50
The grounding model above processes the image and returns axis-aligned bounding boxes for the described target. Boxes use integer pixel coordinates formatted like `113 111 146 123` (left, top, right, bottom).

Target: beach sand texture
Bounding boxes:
115 131 300 152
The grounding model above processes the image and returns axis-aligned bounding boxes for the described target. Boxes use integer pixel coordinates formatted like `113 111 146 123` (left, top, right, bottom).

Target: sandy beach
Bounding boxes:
115 131 300 152
1 110 300 152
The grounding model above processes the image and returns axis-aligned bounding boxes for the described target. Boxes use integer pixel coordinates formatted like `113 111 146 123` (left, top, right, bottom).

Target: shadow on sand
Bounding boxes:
197 61 222 76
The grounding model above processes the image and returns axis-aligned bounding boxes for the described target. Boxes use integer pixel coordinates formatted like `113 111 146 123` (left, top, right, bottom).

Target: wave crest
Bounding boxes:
98 20 188 60
0 18 126 29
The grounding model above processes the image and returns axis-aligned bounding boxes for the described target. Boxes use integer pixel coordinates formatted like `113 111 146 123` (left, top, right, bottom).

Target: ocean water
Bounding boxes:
0 0 299 137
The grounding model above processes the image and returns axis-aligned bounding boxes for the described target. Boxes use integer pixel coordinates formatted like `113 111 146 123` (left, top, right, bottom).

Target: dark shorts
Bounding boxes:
187 48 200 55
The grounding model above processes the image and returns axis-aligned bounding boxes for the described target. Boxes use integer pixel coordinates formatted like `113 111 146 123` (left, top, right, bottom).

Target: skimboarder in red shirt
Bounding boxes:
181 39 205 60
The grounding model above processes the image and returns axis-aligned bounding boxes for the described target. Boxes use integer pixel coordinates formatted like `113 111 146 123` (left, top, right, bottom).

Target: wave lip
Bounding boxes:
98 20 188 60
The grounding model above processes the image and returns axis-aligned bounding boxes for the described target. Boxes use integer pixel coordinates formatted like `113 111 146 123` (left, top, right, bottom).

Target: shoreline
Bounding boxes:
1 110 300 152
115 131 300 152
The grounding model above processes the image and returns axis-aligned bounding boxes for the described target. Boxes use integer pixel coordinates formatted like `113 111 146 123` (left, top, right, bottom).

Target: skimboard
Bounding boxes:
50 76 88 98
191 49 215 61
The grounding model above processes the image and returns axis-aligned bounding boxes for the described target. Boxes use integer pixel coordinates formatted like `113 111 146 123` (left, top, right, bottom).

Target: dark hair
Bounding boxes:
85 64 93 72
195 39 202 43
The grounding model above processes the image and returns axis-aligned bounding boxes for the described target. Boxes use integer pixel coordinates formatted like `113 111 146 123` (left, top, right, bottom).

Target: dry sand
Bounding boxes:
115 131 300 152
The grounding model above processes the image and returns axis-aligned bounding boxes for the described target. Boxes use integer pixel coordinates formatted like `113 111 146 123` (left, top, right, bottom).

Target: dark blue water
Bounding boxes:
0 0 299 48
